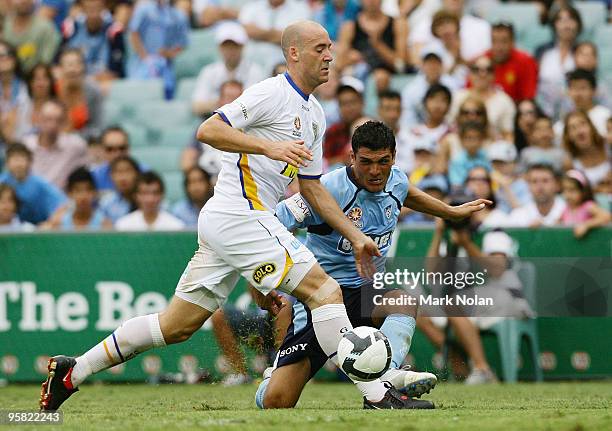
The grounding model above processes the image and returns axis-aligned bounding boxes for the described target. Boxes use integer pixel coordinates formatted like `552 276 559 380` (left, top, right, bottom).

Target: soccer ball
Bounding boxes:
337 326 392 382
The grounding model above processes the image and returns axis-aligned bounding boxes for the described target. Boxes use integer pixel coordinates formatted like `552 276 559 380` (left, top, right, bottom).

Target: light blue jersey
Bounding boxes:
275 166 409 289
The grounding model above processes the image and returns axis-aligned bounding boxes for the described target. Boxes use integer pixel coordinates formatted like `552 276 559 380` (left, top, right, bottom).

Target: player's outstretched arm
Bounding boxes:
197 114 312 168
404 186 492 221
299 177 381 279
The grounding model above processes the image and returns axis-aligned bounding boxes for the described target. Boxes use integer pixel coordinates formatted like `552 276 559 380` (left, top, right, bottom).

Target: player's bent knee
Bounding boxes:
304 276 342 309
263 388 298 409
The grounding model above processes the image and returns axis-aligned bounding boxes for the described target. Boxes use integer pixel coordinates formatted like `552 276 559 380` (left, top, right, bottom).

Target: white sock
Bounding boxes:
356 379 390 402
71 314 166 386
310 303 353 367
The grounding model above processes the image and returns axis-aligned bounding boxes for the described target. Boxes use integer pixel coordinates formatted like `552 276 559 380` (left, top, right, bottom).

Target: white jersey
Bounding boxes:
208 73 326 213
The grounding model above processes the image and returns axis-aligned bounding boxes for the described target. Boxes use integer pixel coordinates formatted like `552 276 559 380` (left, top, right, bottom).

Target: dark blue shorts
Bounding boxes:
275 284 380 379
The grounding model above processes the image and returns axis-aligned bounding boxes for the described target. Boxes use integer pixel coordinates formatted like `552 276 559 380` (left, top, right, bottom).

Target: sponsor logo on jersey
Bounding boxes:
301 104 310 111
253 263 277 284
280 163 298 179
347 207 363 228
279 343 308 357
239 102 248 120
385 205 392 219
291 239 302 250
337 231 393 254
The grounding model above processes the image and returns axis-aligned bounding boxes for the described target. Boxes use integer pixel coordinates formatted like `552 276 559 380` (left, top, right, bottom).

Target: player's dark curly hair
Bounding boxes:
351 121 396 154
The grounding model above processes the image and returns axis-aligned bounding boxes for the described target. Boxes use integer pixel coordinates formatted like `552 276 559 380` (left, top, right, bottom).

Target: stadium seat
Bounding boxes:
108 79 164 106
123 122 150 148
575 1 607 39
485 3 540 38
132 147 183 172
158 126 196 148
517 25 553 55
134 101 195 130
598 47 612 78
161 171 185 203
594 25 612 49
485 261 543 383
102 100 123 127
364 74 416 117
176 78 198 103
174 29 219 79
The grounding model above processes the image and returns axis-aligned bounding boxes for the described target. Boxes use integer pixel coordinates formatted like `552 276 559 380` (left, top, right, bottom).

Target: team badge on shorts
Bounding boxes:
253 263 277 284
347 207 363 228
385 204 392 219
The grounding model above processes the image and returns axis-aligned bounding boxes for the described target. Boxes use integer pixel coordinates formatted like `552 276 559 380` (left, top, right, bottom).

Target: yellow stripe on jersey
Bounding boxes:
238 154 265 210
275 251 294 289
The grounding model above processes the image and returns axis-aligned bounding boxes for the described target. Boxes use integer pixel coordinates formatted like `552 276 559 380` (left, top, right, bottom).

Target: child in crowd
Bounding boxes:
520 115 567 174
559 169 611 238
0 184 34 232
448 121 490 188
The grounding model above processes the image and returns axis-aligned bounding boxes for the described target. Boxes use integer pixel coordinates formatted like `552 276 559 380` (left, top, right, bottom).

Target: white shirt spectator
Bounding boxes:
239 0 311 70
450 88 516 138
382 0 442 28
400 72 462 127
192 59 265 109
507 196 566 227
116 210 185 231
410 14 491 62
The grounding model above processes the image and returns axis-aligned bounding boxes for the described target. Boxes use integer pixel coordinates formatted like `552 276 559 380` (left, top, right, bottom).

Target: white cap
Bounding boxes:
486 140 517 163
215 21 248 45
412 136 437 153
338 76 365 95
482 230 516 257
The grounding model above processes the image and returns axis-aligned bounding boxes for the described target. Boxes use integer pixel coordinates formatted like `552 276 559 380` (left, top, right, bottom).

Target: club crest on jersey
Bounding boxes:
312 122 319 141
253 263 276 284
385 205 392 219
292 116 302 137
347 207 363 228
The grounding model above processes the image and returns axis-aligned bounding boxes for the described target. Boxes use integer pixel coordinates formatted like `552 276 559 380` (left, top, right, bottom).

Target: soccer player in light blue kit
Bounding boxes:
254 121 491 409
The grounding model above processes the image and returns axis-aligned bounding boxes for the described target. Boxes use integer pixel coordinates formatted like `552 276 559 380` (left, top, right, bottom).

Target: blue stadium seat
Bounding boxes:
485 3 540 38
176 78 198 103
123 122 150 148
134 101 195 130
102 100 124 127
517 25 553 55
108 79 164 105
594 25 612 49
132 147 183 172
575 1 607 39
175 29 219 79
161 171 185 203
158 126 196 148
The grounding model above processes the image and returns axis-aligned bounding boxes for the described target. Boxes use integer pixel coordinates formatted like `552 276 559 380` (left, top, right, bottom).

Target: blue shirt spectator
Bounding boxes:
99 191 134 223
41 0 69 30
449 150 490 188
0 172 66 225
170 199 199 228
63 1 126 78
313 0 359 41
127 0 189 98
170 166 212 228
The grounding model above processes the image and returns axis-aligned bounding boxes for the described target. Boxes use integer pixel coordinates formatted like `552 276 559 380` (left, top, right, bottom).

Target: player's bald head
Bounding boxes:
281 20 327 60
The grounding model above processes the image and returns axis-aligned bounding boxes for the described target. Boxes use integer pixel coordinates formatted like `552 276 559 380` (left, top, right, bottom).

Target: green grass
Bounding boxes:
1 382 611 430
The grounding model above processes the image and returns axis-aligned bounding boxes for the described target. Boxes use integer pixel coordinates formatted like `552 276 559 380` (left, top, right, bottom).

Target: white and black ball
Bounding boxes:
337 326 392 382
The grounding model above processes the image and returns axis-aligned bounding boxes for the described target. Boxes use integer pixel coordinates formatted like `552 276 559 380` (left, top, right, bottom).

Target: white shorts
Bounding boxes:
175 208 316 312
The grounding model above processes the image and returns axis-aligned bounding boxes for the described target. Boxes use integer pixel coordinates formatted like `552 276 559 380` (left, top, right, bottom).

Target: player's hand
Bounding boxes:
352 235 382 279
448 199 492 221
254 290 286 316
264 140 313 168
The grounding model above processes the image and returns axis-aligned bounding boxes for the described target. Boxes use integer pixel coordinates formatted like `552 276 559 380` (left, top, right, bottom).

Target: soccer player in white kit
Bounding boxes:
40 21 382 411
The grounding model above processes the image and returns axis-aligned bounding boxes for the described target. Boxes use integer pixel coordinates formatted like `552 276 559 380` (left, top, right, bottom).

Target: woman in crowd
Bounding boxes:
55 48 104 139
563 111 610 189
536 6 582 117
514 99 545 153
25 64 56 134
99 155 140 223
0 40 30 142
463 165 509 230
336 0 409 92
449 55 515 141
171 166 212 228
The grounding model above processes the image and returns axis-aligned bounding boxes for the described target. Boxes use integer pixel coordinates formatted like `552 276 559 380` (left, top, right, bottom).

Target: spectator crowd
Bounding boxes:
0 0 610 235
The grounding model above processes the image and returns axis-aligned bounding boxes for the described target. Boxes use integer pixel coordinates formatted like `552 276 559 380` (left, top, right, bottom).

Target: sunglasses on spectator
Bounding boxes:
519 109 536 116
470 65 493 73
460 109 485 115
104 145 128 152
467 176 490 182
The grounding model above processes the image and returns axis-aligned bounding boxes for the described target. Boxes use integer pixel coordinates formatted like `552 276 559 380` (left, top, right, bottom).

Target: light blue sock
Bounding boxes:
380 314 416 369
255 377 270 409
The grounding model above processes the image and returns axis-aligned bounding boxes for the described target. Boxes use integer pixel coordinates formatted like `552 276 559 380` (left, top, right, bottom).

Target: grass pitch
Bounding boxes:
1 381 611 431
